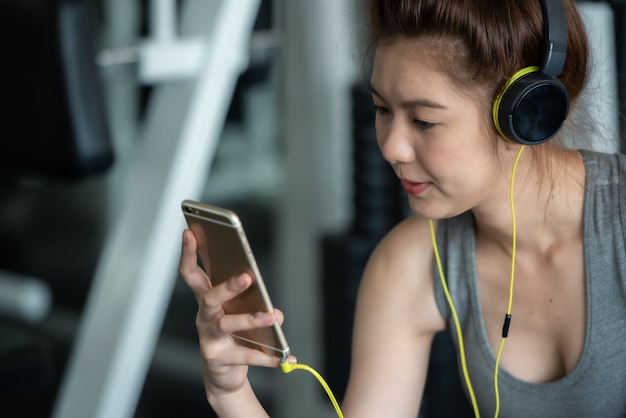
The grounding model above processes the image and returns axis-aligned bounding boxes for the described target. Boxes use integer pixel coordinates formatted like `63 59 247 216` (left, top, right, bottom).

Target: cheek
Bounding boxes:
440 117 498 166
426 136 497 185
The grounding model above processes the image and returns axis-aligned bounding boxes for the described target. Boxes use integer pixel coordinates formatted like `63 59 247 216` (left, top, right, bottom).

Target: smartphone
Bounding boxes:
181 199 290 359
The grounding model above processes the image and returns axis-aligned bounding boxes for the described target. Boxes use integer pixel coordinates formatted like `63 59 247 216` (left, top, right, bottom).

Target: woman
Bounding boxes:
179 0 626 416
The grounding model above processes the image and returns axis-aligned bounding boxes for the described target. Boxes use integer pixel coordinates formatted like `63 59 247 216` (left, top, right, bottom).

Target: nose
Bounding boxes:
376 117 415 165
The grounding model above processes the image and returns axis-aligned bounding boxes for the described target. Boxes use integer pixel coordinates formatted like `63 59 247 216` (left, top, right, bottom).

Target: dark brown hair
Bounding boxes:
366 0 589 109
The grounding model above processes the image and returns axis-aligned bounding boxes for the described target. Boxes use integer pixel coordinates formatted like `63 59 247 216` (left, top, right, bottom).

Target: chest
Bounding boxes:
475 241 586 383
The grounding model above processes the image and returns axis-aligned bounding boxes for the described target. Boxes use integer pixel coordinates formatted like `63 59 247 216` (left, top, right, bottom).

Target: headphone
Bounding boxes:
492 0 569 145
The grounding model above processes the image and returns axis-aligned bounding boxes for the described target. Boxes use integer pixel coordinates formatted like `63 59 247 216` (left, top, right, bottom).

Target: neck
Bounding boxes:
472 147 585 255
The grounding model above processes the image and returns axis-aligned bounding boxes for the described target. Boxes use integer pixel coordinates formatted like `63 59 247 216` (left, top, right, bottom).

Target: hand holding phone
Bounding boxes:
181 200 290 359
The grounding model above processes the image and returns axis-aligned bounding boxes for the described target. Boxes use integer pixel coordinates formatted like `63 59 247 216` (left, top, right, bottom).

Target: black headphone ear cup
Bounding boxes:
493 68 570 145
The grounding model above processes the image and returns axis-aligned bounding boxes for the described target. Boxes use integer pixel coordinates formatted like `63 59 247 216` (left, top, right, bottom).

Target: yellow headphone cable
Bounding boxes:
280 359 344 418
429 144 525 418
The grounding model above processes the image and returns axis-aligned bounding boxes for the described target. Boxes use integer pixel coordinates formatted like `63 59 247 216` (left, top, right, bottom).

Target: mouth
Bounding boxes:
400 178 430 196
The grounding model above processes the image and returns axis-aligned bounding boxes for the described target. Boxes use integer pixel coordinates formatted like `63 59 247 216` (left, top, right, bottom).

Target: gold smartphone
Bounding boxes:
181 200 290 359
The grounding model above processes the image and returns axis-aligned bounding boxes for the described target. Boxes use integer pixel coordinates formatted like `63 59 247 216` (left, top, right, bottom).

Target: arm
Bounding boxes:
179 229 284 417
342 216 446 418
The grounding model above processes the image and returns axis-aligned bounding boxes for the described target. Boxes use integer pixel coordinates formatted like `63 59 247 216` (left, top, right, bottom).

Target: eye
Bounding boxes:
373 104 390 115
413 119 435 129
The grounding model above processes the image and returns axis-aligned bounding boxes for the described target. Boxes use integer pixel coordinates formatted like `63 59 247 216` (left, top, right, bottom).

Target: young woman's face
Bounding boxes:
370 37 507 219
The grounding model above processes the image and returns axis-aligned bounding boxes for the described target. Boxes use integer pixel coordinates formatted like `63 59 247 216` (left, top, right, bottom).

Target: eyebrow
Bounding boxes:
368 82 448 110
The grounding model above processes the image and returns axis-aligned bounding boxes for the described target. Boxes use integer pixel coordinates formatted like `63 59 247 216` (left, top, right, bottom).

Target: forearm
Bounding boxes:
207 380 270 418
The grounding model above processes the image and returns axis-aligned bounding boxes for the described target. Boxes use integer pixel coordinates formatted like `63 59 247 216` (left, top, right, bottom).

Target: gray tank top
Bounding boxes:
433 150 626 417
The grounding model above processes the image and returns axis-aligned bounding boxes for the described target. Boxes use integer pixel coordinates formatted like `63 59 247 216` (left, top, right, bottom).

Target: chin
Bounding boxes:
407 197 469 220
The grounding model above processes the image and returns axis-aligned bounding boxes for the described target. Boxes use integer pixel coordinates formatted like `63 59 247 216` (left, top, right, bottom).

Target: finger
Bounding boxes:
283 354 298 365
198 273 254 318
273 308 285 326
206 344 283 369
179 229 211 296
200 305 276 336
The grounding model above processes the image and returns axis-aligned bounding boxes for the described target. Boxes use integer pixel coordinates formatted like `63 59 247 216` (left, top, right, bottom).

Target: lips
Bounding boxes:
401 178 430 196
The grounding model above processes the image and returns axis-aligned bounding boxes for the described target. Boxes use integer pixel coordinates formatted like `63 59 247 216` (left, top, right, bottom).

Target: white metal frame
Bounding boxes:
53 1 260 417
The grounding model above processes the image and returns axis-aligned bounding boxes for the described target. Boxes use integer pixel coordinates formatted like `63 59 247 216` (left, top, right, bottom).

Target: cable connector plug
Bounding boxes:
278 358 344 418
280 358 297 374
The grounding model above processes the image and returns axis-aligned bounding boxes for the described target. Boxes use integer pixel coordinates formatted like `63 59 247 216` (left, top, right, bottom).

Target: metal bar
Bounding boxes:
52 1 260 417
151 0 177 43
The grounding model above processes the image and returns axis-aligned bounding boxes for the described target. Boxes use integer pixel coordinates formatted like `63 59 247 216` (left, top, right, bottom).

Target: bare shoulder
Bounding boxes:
342 216 446 417
358 215 445 334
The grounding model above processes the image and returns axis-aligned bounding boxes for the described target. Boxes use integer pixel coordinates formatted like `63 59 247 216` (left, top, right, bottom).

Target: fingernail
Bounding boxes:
253 312 273 323
236 274 247 287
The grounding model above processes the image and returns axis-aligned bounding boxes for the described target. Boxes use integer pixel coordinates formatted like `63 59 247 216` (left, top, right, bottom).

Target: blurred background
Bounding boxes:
0 1 623 417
